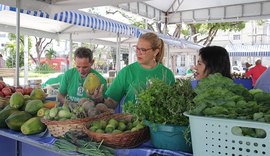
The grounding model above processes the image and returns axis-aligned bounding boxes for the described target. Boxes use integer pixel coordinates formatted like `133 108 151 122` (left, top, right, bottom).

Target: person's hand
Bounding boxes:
86 84 104 102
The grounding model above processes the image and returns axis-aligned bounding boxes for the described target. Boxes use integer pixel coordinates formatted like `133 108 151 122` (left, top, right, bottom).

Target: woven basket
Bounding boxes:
41 112 111 137
83 113 150 148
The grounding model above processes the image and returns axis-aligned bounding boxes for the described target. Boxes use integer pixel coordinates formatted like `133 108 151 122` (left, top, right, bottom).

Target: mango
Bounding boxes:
83 73 101 94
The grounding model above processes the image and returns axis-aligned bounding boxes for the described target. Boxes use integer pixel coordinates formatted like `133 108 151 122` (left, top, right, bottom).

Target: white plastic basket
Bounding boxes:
184 112 270 156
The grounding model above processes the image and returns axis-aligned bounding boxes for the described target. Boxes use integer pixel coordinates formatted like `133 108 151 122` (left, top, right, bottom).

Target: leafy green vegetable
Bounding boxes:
189 73 270 121
124 78 196 126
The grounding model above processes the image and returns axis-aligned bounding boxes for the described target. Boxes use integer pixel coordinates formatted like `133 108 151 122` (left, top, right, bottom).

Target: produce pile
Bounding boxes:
124 78 196 126
0 81 33 98
87 116 145 134
42 98 114 121
0 88 48 135
189 73 270 137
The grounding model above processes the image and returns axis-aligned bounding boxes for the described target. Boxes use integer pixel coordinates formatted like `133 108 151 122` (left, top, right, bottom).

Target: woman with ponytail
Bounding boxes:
89 32 175 110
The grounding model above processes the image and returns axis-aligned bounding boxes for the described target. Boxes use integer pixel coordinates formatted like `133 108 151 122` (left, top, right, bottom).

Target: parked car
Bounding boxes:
231 66 245 74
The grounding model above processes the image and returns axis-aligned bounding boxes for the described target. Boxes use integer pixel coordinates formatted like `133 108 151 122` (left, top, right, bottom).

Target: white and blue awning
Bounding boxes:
0 4 200 49
226 45 270 57
138 29 202 49
0 4 49 18
53 10 140 38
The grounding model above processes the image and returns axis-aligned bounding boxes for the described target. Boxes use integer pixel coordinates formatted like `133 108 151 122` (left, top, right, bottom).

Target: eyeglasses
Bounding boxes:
133 46 152 55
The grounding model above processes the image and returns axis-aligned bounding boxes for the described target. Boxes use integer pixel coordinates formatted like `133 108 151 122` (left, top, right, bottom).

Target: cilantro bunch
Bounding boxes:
123 78 196 126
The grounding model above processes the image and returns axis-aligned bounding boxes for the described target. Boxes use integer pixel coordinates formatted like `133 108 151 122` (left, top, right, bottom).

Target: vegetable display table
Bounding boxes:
0 129 79 156
233 78 253 90
0 129 192 156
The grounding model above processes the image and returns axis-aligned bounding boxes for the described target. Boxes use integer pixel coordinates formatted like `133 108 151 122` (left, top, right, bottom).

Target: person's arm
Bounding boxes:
58 71 68 104
57 93 66 104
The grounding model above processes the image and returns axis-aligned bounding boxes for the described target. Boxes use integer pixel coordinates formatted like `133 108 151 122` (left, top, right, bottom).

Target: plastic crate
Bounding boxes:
184 113 270 156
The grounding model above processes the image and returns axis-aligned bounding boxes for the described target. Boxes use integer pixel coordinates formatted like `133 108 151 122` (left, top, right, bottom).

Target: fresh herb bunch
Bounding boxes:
123 78 196 126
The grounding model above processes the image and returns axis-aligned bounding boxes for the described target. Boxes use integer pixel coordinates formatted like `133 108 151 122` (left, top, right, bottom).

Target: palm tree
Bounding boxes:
45 48 57 59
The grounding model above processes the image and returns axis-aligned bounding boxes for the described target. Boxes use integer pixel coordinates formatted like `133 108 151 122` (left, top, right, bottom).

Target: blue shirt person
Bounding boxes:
254 67 270 93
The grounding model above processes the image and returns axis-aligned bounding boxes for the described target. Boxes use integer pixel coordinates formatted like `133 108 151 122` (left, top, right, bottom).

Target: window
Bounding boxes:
180 55 185 67
233 35 240 40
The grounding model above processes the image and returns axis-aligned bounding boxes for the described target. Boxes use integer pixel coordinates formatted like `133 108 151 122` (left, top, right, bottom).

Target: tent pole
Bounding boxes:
166 44 170 68
69 33 73 69
15 0 21 86
24 35 28 86
116 33 120 72
128 43 132 65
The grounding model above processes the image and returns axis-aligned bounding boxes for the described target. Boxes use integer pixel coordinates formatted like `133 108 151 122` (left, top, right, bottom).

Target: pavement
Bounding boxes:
2 72 62 87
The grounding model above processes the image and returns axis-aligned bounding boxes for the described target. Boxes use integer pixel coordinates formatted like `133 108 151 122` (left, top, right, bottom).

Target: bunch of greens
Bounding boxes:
54 131 114 156
123 78 196 126
190 73 269 120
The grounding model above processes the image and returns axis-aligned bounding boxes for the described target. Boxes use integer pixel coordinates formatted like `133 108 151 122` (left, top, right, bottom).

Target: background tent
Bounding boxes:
226 45 270 57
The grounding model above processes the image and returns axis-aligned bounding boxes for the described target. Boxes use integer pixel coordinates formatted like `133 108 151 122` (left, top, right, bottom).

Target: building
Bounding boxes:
211 20 270 67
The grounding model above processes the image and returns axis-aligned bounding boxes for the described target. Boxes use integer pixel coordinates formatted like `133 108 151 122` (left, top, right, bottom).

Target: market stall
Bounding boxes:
0 80 193 156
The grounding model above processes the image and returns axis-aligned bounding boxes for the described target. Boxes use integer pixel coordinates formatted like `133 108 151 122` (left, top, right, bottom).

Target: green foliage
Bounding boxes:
45 48 57 59
187 22 245 34
124 78 196 126
132 21 146 29
256 20 265 26
34 64 55 74
189 73 270 124
183 21 246 45
4 33 32 68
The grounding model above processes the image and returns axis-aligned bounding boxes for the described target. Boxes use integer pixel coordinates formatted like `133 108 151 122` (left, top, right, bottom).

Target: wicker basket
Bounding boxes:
83 113 150 148
41 112 111 137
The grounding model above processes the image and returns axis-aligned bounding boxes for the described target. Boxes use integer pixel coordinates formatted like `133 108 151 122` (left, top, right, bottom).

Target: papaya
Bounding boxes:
30 88 46 101
83 73 101 94
25 100 44 115
9 92 25 109
21 117 46 135
5 111 32 131
0 105 19 128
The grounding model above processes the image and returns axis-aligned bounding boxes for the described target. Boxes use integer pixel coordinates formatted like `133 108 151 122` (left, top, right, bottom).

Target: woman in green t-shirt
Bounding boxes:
91 32 175 111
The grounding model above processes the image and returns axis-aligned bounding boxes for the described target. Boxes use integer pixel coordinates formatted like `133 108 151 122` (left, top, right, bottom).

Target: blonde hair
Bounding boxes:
139 32 164 64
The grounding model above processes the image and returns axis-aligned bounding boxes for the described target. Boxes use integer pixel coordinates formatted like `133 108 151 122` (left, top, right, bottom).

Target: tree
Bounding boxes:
104 8 246 46
45 48 57 59
4 34 32 68
182 22 246 46
30 37 53 66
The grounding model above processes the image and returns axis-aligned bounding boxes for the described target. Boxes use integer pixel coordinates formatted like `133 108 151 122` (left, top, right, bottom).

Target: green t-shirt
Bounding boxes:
105 62 175 104
59 68 107 102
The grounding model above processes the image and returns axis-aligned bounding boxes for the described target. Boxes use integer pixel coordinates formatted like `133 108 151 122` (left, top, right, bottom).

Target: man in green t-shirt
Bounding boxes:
57 47 107 104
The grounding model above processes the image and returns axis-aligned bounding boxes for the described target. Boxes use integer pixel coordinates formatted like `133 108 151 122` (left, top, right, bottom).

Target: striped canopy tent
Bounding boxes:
0 4 201 84
226 45 270 57
52 10 140 43
0 4 142 85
